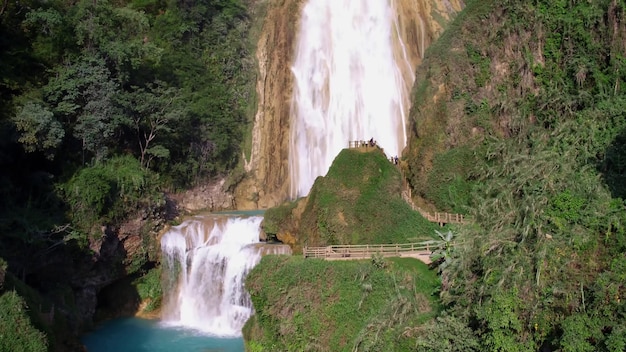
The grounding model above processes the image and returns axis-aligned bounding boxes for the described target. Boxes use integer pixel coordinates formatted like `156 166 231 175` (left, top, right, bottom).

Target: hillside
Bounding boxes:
404 0 626 350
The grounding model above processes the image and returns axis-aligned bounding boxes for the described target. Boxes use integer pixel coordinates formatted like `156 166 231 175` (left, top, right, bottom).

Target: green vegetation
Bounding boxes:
0 270 74 352
134 267 162 312
262 201 299 241
0 259 47 351
424 147 475 213
244 256 440 352
0 291 48 352
405 0 626 350
63 155 162 239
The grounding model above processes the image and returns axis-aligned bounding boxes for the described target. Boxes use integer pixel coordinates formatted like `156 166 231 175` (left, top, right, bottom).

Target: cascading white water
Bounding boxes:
160 215 289 336
289 0 413 198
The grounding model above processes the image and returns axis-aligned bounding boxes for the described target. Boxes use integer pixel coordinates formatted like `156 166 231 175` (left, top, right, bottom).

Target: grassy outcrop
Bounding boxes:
244 256 440 352
262 148 437 250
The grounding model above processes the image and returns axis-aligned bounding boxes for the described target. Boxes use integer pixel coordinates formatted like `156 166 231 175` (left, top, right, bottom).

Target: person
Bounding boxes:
369 137 375 147
394 156 398 165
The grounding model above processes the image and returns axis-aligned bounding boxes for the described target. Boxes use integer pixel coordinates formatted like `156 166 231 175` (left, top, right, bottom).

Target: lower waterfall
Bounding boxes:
160 215 289 336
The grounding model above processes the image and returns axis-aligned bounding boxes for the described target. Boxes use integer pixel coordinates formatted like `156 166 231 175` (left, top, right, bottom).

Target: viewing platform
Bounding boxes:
348 140 379 149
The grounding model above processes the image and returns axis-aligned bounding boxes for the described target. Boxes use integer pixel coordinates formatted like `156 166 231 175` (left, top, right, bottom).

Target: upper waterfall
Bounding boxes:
289 0 414 198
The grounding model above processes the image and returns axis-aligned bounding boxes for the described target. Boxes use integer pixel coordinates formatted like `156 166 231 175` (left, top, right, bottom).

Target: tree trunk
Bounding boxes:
0 0 8 16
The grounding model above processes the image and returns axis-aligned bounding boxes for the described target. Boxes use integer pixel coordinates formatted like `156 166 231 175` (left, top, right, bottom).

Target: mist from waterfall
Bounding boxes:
160 215 290 336
289 0 414 198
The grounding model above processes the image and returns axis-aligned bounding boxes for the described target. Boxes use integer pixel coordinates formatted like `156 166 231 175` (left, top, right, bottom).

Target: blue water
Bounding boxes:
82 317 245 352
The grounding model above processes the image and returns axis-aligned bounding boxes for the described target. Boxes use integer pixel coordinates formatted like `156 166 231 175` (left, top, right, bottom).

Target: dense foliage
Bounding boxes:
0 0 256 348
406 0 626 350
244 256 440 352
1 0 257 244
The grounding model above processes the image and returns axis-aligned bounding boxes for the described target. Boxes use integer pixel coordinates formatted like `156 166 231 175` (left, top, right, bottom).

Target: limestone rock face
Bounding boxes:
238 0 464 208
394 0 466 72
171 177 235 213
237 0 304 210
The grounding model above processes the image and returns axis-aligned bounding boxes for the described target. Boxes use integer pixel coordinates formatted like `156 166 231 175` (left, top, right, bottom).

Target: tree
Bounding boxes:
13 101 64 160
424 229 456 273
45 54 124 162
121 81 187 169
72 0 162 75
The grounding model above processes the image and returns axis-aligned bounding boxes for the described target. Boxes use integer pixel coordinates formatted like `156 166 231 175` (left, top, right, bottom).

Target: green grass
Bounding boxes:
244 255 440 351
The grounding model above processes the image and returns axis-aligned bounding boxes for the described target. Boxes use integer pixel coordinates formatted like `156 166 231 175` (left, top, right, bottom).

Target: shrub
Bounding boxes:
63 155 162 237
134 267 162 312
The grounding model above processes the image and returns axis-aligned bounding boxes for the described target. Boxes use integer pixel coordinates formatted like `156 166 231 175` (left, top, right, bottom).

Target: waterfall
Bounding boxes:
160 215 290 336
289 0 413 198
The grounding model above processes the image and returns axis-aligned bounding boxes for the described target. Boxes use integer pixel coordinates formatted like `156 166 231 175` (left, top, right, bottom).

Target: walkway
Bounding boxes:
303 242 434 264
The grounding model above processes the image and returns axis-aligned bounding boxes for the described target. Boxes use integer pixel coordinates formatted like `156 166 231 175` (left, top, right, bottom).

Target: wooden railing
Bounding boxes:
303 242 434 260
423 212 468 225
348 140 379 149
402 190 469 225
